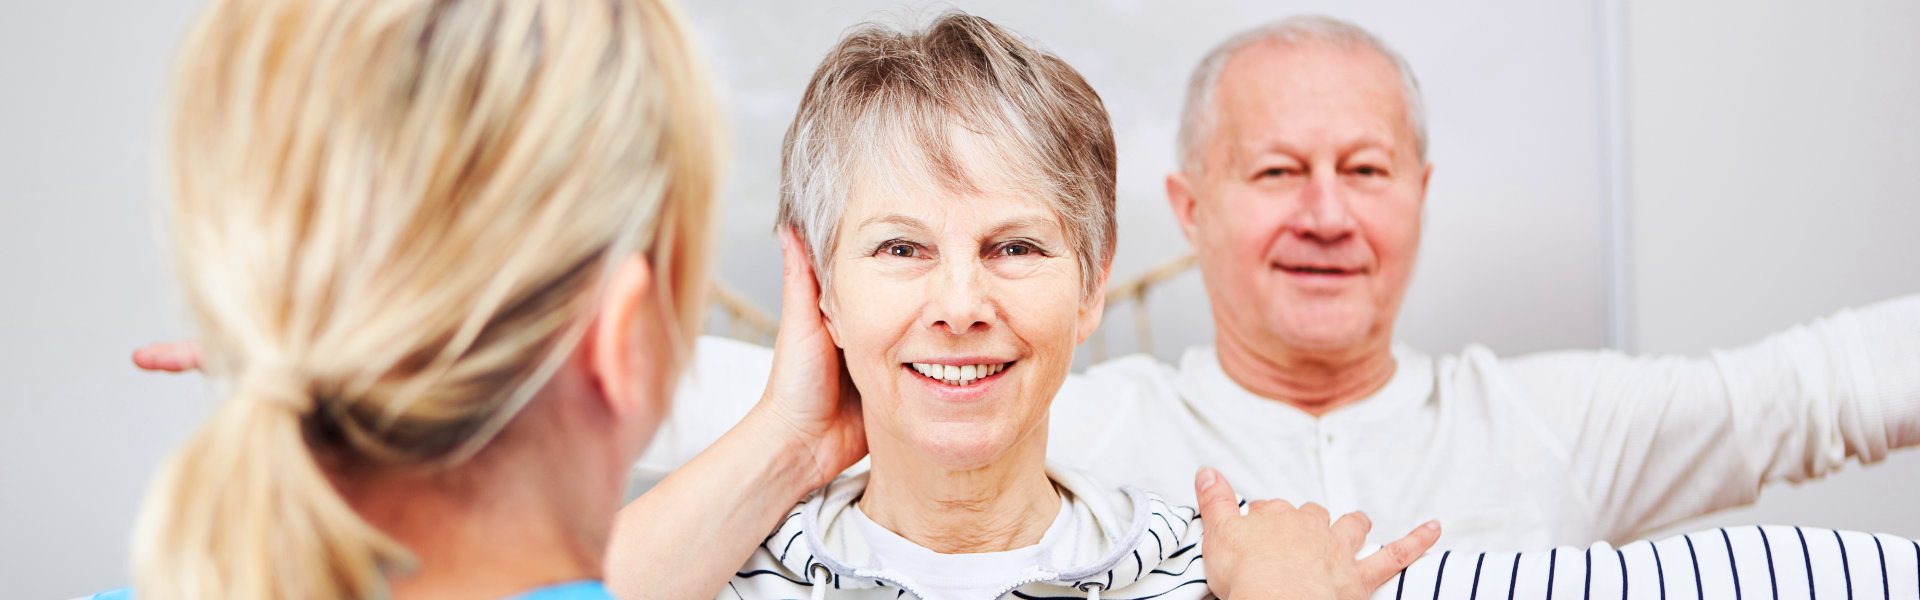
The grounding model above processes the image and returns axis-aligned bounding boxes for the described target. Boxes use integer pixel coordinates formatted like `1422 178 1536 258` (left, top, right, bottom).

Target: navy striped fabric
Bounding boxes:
1386 527 1919 599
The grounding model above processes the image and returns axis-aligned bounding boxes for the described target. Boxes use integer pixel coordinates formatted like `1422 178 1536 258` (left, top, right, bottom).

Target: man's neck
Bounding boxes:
859 434 1060 554
1213 325 1399 417
347 464 604 599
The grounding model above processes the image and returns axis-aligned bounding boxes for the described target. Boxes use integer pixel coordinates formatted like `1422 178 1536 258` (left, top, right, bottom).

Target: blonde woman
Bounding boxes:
82 0 868 598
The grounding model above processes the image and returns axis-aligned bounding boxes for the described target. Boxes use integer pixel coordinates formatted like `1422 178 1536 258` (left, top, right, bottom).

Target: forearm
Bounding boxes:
604 406 820 600
1719 294 1920 483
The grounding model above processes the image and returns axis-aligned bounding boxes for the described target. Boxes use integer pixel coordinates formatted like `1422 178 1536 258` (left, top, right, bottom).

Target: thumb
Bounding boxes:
1194 467 1241 527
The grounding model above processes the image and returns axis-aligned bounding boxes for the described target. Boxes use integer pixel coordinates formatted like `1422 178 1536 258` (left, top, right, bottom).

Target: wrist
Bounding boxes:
735 401 829 496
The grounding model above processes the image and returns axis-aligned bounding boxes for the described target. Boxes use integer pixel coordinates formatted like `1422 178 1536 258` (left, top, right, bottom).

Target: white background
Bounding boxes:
2 0 1915 597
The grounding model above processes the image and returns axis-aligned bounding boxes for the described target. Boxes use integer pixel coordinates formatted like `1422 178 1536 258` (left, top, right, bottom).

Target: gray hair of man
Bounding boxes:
1176 15 1428 174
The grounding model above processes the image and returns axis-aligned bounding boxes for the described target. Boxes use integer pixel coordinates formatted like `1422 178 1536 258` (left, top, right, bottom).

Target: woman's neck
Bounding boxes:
345 458 607 599
858 435 1061 554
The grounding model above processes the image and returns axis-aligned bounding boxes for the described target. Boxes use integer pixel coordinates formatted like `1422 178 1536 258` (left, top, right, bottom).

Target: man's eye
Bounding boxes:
1258 167 1295 179
1352 165 1387 177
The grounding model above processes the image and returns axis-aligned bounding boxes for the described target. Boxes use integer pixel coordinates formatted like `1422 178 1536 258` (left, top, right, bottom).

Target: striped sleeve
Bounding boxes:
1378 526 1920 599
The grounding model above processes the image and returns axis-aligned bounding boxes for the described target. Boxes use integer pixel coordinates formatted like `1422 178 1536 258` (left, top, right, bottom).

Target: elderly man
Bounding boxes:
1034 15 1920 551
137 15 1920 554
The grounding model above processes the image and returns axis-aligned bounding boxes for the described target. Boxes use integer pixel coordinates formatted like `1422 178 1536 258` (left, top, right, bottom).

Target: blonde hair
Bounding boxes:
1177 15 1428 173
776 11 1116 299
132 1 722 599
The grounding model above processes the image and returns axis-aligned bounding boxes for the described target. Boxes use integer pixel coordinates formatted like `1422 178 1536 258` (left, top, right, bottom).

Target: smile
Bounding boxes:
906 361 1013 386
1274 262 1362 276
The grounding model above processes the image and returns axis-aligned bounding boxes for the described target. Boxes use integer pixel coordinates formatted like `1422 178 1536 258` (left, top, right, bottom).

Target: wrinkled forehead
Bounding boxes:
1213 40 1418 159
841 101 1062 221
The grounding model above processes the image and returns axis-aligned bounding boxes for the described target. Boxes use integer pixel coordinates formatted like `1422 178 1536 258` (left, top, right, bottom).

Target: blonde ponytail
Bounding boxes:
133 0 723 598
133 380 407 600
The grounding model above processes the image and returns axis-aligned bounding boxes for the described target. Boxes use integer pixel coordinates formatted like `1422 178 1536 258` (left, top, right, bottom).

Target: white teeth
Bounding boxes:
907 362 1011 385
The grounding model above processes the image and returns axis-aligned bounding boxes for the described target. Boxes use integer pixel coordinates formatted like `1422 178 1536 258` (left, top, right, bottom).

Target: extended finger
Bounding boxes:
775 228 823 333
132 341 202 372
1356 520 1441 587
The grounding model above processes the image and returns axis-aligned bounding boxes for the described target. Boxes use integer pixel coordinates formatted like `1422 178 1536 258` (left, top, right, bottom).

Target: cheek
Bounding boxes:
827 270 918 369
1357 198 1422 267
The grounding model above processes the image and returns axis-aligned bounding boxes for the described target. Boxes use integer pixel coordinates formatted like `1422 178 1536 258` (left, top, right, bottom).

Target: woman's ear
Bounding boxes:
587 255 664 421
1074 261 1112 346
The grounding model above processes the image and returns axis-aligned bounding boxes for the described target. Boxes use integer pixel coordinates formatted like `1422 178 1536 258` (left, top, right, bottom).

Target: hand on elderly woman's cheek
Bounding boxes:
1195 468 1440 600
749 227 869 489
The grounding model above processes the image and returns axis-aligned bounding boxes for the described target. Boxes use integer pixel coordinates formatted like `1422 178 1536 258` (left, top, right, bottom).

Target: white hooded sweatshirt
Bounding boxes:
724 465 1211 600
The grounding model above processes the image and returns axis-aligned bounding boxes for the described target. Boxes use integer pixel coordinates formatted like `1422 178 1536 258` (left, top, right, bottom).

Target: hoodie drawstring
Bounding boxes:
810 564 832 600
1079 582 1104 600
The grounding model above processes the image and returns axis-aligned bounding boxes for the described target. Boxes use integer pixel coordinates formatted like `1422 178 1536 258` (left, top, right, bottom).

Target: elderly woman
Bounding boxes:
720 14 1431 600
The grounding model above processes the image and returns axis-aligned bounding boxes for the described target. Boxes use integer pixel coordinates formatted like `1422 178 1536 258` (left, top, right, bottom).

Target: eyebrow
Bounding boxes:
1246 136 1399 161
857 214 932 231
982 216 1059 238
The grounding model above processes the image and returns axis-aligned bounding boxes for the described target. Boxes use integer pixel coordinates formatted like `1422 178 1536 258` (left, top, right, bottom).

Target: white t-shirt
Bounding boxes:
843 497 1074 600
637 295 1920 551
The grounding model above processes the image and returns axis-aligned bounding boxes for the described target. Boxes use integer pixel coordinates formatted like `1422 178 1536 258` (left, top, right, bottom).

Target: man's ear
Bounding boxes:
1074 261 1113 346
1166 171 1202 243
1419 161 1434 205
587 255 660 419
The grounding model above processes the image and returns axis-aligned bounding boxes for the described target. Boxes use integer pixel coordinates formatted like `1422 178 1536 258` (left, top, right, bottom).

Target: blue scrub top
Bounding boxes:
89 580 614 600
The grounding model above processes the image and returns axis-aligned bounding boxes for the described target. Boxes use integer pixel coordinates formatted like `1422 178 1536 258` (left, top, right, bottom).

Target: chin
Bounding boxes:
910 423 1016 470
1269 307 1375 351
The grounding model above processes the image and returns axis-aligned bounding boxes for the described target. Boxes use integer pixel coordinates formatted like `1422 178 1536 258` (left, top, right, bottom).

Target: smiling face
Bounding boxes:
821 133 1104 471
1172 39 1429 358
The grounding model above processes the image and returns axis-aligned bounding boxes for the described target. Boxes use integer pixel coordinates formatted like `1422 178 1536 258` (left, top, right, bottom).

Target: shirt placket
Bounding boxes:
1316 420 1358 516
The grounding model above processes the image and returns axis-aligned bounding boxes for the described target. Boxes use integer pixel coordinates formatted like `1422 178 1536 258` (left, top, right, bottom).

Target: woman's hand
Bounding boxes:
1195 468 1439 600
745 226 867 488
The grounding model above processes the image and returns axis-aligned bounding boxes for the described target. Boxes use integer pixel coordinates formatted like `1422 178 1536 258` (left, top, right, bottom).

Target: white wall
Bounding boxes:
1626 0 1920 540
0 0 1912 597
0 3 212 598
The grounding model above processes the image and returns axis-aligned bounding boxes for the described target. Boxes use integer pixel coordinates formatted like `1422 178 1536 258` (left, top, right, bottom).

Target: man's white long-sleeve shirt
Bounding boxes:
635 295 1920 551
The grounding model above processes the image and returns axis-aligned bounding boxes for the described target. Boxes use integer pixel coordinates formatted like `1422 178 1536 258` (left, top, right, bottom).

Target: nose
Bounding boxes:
1289 171 1358 243
926 257 993 336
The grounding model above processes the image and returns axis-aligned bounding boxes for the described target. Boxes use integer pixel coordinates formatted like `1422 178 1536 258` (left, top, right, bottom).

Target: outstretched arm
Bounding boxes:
1514 294 1920 539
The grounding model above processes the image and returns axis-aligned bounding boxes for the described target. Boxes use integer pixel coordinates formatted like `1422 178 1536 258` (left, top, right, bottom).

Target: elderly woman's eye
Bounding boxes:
887 244 916 257
995 242 1040 257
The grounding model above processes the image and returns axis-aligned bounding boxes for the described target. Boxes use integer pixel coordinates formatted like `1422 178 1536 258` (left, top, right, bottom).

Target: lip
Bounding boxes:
1272 262 1364 289
902 359 1016 403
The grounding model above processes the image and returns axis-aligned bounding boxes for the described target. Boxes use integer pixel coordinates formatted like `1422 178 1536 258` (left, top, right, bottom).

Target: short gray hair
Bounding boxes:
1177 15 1428 173
777 11 1117 300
